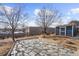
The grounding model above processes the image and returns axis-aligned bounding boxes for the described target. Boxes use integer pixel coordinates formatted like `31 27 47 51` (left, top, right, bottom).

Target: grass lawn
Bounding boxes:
0 41 13 56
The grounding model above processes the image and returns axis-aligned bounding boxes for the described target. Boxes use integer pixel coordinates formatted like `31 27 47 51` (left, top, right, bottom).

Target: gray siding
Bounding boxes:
28 27 55 35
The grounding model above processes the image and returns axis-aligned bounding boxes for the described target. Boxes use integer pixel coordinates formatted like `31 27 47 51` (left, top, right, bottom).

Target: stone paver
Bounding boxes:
10 39 78 56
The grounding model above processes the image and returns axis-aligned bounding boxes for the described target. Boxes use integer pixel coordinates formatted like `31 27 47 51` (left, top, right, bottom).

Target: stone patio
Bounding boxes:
10 39 78 56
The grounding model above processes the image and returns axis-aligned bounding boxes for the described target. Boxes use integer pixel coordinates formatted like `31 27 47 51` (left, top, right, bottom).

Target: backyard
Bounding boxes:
0 3 79 56
0 35 79 56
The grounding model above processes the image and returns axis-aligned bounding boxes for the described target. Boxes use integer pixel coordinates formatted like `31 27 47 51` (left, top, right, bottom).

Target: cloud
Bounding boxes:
70 8 79 14
34 8 53 16
67 12 71 15
34 9 40 16
0 5 13 14
66 16 71 19
67 8 79 16
61 16 71 20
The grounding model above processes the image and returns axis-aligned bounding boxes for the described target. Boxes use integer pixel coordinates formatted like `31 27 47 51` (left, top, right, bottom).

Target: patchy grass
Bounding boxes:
0 41 13 56
0 34 79 56
39 35 79 51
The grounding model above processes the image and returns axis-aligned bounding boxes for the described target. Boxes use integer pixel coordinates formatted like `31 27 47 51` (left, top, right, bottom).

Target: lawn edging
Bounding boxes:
7 41 16 56
6 36 39 56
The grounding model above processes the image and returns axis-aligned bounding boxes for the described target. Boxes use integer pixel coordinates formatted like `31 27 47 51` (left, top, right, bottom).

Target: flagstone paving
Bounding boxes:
10 39 78 56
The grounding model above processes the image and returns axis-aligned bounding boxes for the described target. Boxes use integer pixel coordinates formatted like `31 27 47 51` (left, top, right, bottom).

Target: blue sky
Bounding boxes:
1 3 79 27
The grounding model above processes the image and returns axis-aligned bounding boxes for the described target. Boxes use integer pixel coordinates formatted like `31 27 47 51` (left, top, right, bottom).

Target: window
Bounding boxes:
61 28 65 31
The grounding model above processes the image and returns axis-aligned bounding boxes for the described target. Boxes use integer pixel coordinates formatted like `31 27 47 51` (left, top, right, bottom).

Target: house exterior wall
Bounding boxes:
28 27 55 35
55 20 79 37
28 27 42 35
66 26 73 36
56 27 59 35
56 26 75 37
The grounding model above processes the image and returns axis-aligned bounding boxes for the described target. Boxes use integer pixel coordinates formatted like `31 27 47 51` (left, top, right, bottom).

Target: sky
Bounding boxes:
1 3 79 27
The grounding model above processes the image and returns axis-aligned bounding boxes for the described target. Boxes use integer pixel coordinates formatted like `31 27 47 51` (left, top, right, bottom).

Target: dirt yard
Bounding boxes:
0 41 13 56
0 35 38 56
10 35 79 56
40 35 79 52
0 34 79 56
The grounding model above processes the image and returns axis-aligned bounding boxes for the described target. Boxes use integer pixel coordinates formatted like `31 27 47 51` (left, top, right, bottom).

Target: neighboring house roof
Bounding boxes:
56 24 72 28
69 20 79 26
56 20 79 27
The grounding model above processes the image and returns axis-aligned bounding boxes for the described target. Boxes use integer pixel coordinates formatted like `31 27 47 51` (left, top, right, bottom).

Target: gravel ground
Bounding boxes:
10 39 78 56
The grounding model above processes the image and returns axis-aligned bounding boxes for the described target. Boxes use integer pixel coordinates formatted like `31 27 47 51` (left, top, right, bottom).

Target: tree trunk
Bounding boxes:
44 27 47 34
12 29 15 42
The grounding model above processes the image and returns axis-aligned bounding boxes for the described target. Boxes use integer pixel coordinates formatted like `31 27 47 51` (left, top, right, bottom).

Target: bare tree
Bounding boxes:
0 5 28 42
35 7 61 34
